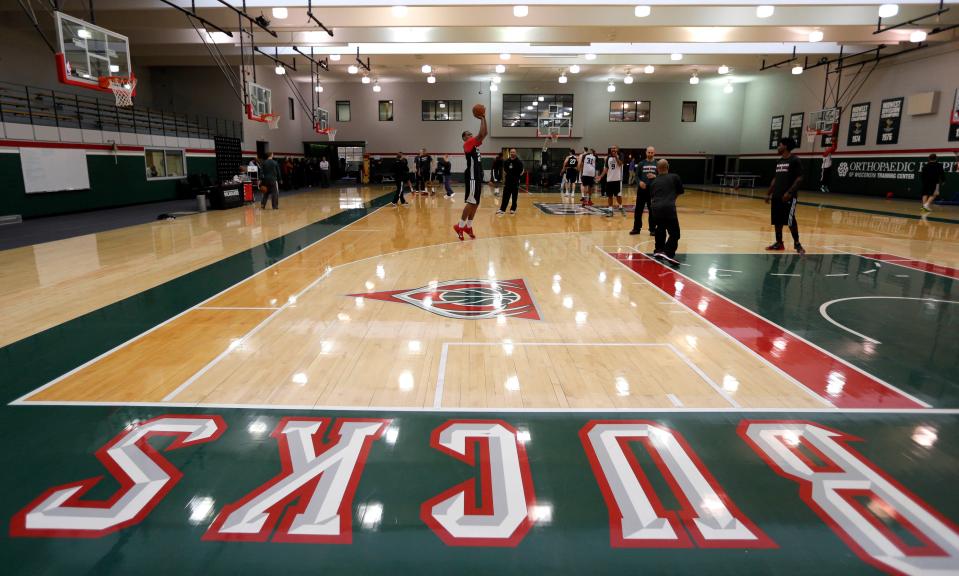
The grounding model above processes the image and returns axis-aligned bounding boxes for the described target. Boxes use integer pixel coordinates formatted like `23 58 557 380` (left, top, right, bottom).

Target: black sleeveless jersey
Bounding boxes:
565 156 578 170
464 140 483 182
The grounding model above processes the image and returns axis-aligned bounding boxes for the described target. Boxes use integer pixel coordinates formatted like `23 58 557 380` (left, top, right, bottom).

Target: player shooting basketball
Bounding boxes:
453 104 488 240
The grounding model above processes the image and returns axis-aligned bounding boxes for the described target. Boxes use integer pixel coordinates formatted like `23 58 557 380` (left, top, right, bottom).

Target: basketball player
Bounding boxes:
820 142 837 193
390 152 412 206
765 137 805 254
562 149 579 197
578 147 597 207
630 146 657 235
414 148 432 194
498 148 525 214
597 145 626 217
920 153 945 212
437 154 454 198
453 107 487 240
259 152 280 210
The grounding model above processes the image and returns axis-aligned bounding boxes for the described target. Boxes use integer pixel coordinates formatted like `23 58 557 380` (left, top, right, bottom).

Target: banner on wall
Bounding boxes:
769 115 784 150
876 97 903 145
788 113 804 143
949 89 959 142
847 102 870 147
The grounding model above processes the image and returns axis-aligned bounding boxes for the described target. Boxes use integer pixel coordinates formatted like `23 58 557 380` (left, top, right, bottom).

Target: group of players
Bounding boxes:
396 105 810 262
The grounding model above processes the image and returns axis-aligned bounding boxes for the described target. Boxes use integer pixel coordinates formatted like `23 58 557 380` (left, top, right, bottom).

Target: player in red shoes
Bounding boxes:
454 104 488 240
765 137 805 254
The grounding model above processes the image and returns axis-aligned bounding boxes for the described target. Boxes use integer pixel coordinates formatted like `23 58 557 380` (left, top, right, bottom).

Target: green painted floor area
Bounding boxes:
2 406 956 575
671 253 958 408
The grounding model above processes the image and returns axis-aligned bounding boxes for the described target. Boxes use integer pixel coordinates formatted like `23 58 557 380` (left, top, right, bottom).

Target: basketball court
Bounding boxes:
2 2 959 575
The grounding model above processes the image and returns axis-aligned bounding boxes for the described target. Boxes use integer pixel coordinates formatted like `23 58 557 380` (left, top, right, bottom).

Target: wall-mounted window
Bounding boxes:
379 100 394 121
502 94 574 128
609 101 651 122
145 148 186 180
288 97 295 121
422 100 463 121
336 100 351 122
682 101 697 122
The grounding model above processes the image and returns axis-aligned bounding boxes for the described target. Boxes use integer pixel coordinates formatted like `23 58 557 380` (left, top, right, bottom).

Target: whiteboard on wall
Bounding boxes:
20 147 91 193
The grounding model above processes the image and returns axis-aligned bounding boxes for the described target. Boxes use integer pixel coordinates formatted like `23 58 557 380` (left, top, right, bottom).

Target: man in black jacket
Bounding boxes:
498 148 525 214
650 159 684 265
921 153 946 212
391 153 411 206
437 155 454 198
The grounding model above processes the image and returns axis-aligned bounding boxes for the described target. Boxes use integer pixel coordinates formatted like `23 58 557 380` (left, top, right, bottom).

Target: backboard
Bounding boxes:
55 11 131 92
536 103 572 138
246 82 273 119
315 107 330 131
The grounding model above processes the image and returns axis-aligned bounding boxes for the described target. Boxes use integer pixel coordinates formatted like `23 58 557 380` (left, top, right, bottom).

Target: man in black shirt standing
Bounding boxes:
498 148 525 215
414 148 432 194
650 159 684 265
766 137 805 254
391 153 412 206
921 153 946 212
259 152 280 210
630 146 658 235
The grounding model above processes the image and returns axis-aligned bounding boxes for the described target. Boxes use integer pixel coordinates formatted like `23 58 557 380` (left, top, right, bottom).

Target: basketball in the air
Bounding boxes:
472 103 486 118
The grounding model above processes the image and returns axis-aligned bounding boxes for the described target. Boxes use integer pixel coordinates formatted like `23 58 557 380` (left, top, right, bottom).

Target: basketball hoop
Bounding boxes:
549 133 560 144
805 130 817 144
316 127 337 141
262 113 281 130
99 76 136 108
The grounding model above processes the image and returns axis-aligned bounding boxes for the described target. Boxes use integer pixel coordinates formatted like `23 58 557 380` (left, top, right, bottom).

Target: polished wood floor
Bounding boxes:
7 183 959 410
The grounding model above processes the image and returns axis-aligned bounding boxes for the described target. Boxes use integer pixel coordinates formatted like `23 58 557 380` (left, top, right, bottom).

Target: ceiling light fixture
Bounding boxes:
623 70 634 84
558 72 568 84
585 53 597 60
569 64 580 74
878 4 899 18
272 7 288 19
348 64 359 74
607 80 615 93
718 64 730 75
421 64 432 74
756 5 775 18
644 64 654 74
391 5 408 18
490 82 498 92
724 81 734 94
808 30 824 42
492 75 502 84
513 5 529 18
634 5 651 18
670 53 683 61
500 52 511 60
689 72 700 85
315 84 323 93
910 30 927 42
495 64 506 74
373 81 382 92
274 64 286 75
792 64 804 75
329 53 341 61
427 74 436 84
361 74 371 84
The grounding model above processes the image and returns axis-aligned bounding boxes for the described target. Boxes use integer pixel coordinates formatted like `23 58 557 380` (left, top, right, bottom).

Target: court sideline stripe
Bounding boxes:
8 200 388 405
606 250 931 409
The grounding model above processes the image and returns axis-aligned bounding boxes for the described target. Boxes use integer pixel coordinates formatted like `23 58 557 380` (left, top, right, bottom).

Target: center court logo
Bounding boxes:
837 162 849 177
351 279 541 320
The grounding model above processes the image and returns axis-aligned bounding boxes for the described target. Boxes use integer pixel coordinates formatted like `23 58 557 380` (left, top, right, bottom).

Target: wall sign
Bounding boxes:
847 103 870 147
769 115 784 150
949 89 959 142
876 97 903 145
788 113 804 143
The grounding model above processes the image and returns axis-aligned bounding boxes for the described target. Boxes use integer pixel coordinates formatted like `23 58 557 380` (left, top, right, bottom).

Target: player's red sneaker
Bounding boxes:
586 199 594 206
453 224 464 240
464 226 475 239
765 242 785 251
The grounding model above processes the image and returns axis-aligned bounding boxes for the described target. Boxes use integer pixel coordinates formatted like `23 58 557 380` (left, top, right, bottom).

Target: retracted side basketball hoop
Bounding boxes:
99 76 137 108
807 107 840 143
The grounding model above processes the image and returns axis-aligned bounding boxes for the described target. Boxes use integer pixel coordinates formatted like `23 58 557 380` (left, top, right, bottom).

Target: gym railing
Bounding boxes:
0 81 242 142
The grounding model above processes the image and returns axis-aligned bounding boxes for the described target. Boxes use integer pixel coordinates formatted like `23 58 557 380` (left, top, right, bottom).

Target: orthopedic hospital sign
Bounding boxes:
834 155 957 197
7 413 959 575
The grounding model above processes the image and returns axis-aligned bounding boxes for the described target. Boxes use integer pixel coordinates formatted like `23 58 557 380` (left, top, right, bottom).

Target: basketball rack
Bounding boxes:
805 107 840 143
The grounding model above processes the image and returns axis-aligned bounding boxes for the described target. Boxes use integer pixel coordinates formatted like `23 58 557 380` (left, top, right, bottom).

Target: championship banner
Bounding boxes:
876 97 903 145
788 112 804 143
847 102 870 147
769 115 784 150
949 88 959 142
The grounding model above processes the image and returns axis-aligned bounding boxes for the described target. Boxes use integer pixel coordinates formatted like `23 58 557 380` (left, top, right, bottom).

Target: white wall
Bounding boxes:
739 42 959 154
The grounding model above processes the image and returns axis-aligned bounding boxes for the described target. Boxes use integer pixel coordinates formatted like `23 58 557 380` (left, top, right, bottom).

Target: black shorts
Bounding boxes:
581 175 595 187
565 169 578 183
771 197 798 226
604 180 622 197
465 176 483 205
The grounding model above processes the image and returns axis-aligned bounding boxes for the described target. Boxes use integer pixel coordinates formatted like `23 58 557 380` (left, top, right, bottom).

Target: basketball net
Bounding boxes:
100 76 136 108
262 113 280 130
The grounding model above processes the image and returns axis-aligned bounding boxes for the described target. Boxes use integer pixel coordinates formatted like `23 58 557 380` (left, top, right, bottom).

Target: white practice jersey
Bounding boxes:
605 156 622 182
581 154 597 177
